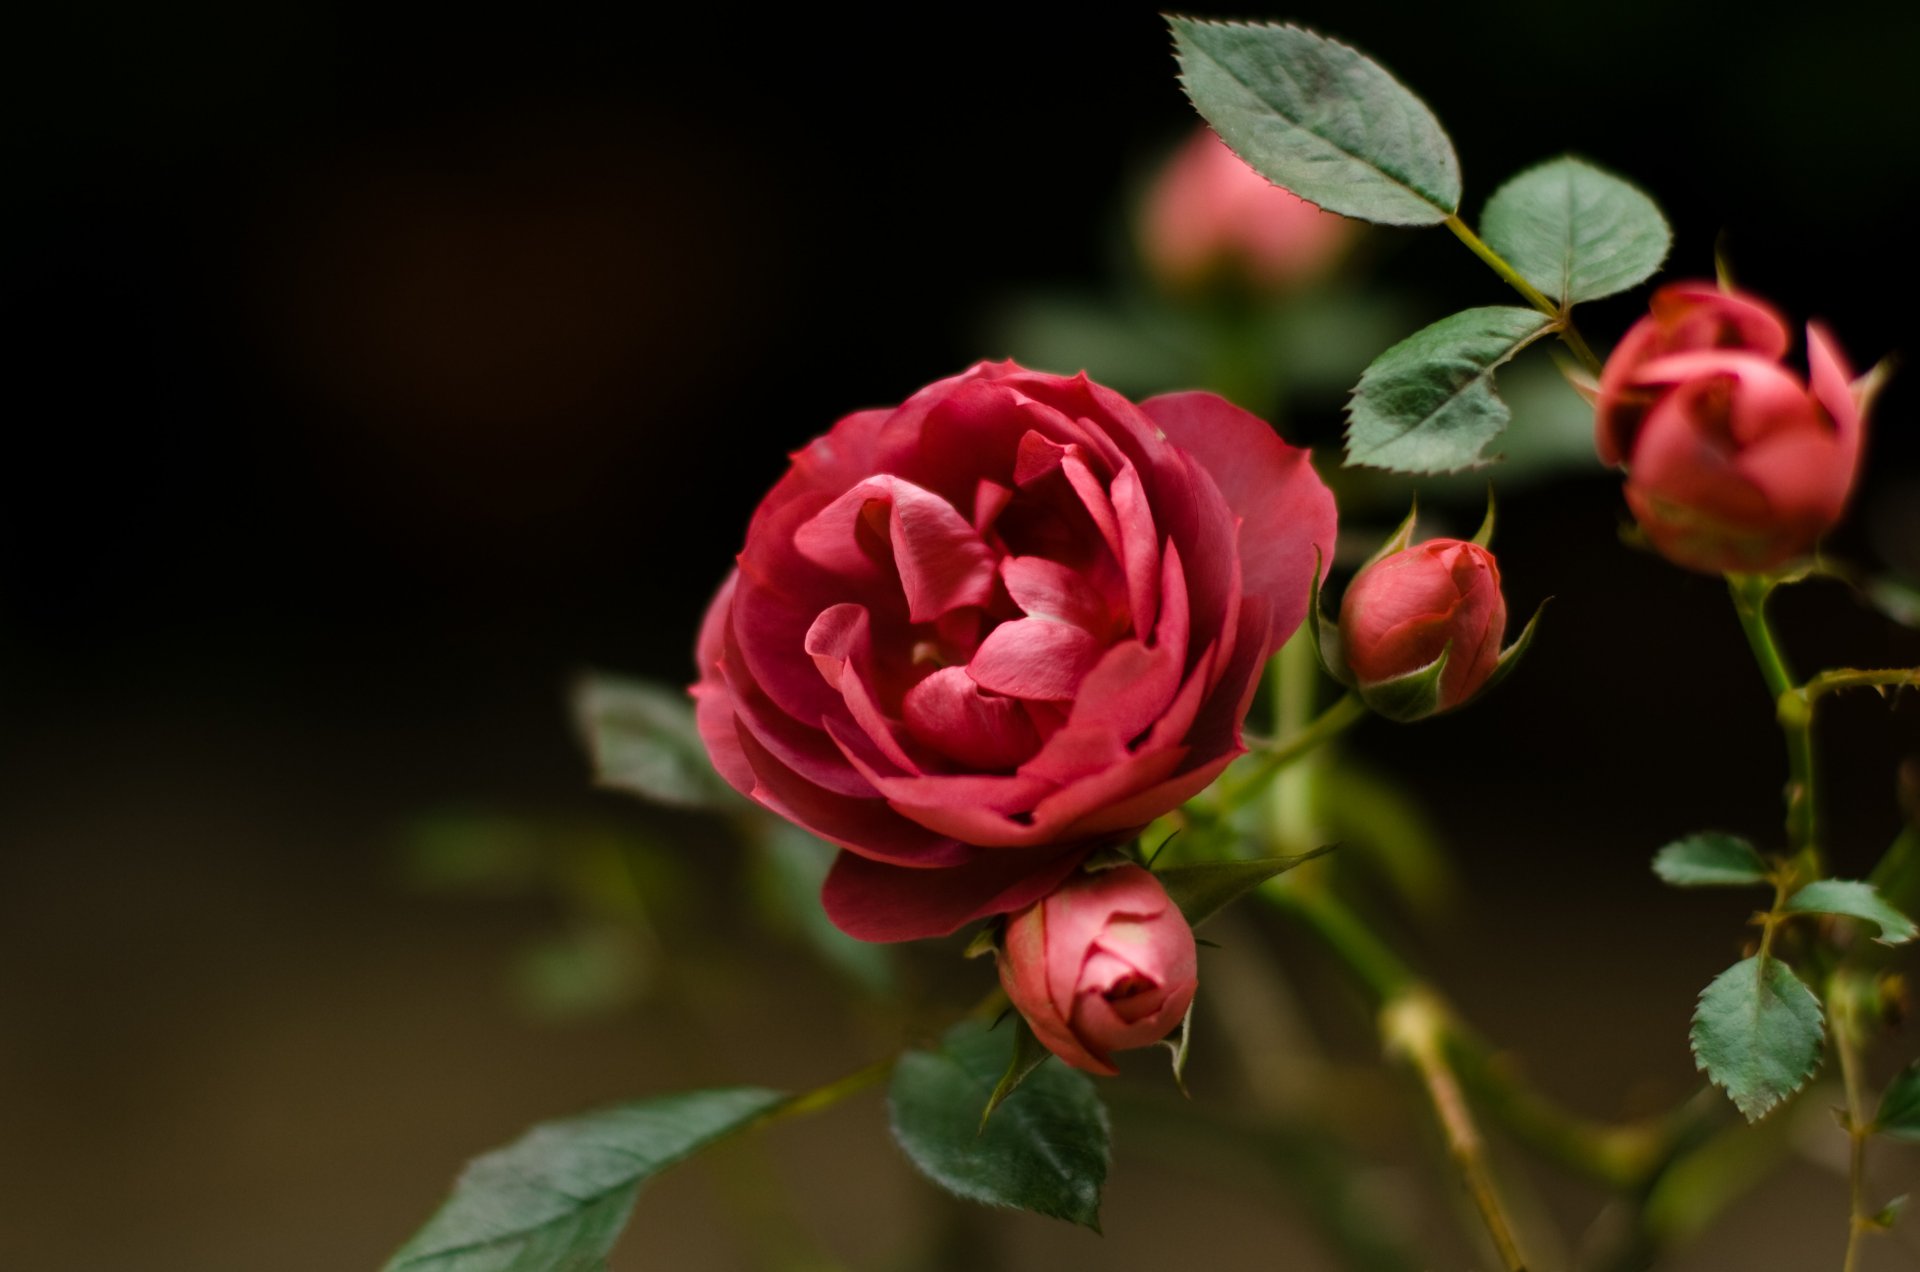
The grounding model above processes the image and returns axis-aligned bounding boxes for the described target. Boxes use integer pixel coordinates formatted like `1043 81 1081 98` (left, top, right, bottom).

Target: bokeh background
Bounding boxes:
5 2 1917 1269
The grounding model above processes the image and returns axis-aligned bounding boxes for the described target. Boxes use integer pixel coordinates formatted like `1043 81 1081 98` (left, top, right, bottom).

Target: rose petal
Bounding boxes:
1143 390 1335 650
822 842 1091 943
966 618 1104 701
902 666 1043 771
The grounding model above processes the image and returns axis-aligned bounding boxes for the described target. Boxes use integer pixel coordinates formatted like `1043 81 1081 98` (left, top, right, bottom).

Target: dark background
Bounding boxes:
4 3 1917 1269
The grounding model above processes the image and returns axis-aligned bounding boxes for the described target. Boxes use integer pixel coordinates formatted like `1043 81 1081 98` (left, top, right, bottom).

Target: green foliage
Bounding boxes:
509 924 648 1021
1652 833 1771 888
1873 1061 1920 1142
1782 878 1918 945
384 1087 786 1272
1169 18 1460 226
573 672 735 810
1690 956 1825 1122
889 1019 1109 1230
981 1014 1056 1127
1479 157 1670 303
1156 846 1337 929
1345 306 1553 473
1358 647 1450 721
752 822 894 994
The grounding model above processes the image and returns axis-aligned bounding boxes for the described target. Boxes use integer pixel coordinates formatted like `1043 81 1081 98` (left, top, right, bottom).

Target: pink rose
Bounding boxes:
693 361 1335 942
995 864 1198 1076
1596 282 1867 574
1140 129 1353 294
1339 538 1506 719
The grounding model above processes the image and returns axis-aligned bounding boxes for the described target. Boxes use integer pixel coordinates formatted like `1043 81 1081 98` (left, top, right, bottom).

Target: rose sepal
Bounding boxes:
1477 598 1548 699
1305 547 1355 687
980 1012 1056 1128
1355 643 1452 722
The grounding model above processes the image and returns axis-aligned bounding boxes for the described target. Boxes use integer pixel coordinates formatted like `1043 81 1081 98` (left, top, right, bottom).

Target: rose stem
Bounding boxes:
1727 572 1822 877
1442 214 1604 378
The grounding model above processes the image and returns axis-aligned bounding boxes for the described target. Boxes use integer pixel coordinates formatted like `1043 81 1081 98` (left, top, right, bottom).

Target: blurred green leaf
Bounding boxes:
1652 832 1771 888
574 671 734 810
889 1019 1109 1230
1876 1061 1920 1141
1317 762 1456 916
1170 18 1460 226
752 822 893 995
510 924 649 1022
1865 574 1920 629
994 295 1193 396
1158 846 1336 929
1691 955 1825 1122
1345 307 1552 473
1783 878 1918 945
384 1087 786 1272
1480 157 1670 303
399 811 546 894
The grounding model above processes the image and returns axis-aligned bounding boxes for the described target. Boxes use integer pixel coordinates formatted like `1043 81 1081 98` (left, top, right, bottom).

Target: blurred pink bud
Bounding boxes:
1340 538 1506 718
996 864 1197 1076
1596 283 1867 574
1140 129 1352 294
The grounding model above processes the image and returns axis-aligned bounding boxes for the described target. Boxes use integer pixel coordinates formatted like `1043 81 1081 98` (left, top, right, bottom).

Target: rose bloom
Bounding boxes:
1140 129 1353 294
996 864 1198 1075
694 361 1335 941
1339 538 1505 718
1595 282 1866 574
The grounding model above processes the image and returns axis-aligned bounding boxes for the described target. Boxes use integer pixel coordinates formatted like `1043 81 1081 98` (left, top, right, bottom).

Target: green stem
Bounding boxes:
1728 574 1821 874
1443 214 1603 377
1830 972 1873 1272
1215 693 1367 818
1268 890 1669 1191
757 1054 897 1130
1801 666 1920 706
1382 990 1531 1272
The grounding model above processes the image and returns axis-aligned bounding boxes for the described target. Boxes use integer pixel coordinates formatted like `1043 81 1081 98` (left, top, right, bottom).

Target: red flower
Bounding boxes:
1139 129 1353 294
1339 538 1506 718
996 864 1198 1076
1596 283 1866 574
694 362 1335 941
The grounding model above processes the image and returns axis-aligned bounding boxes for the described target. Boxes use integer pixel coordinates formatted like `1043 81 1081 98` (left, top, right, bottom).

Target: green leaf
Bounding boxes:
1479 157 1670 303
1690 956 1825 1122
889 1019 1109 1230
572 672 734 810
1652 832 1771 888
1871 1194 1909 1229
981 1015 1056 1128
384 1087 786 1272
1784 879 1919 945
1872 1061 1920 1141
1157 846 1337 929
1169 18 1461 226
1345 306 1554 473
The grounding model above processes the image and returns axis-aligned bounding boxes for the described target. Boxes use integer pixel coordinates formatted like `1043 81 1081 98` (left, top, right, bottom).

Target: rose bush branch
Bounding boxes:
1441 213 1604 378
1267 889 1691 1186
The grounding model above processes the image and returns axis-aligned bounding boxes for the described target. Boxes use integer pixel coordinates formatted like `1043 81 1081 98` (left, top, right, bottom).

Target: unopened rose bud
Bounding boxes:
1139 128 1353 294
996 864 1197 1076
1596 282 1869 575
1338 537 1507 721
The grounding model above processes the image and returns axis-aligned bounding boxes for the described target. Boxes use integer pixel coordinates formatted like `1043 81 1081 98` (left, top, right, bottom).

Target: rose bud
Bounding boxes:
1139 128 1352 294
1595 283 1868 574
1337 537 1511 721
995 864 1198 1076
693 361 1335 942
